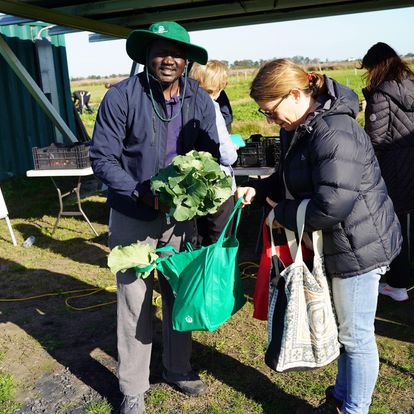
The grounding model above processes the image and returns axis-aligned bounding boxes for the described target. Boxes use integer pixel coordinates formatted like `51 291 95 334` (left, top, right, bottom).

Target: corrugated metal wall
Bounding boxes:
0 24 76 180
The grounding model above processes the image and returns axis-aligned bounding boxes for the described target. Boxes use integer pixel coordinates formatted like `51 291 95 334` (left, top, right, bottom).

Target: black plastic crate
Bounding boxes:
32 143 90 170
235 136 281 168
235 142 266 167
263 136 281 167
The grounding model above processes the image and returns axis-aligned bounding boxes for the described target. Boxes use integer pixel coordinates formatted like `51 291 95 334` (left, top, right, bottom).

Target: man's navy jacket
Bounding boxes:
90 72 220 220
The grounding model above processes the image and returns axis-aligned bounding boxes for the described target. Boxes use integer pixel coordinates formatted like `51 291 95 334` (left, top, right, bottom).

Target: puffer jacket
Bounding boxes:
363 79 414 213
251 76 402 278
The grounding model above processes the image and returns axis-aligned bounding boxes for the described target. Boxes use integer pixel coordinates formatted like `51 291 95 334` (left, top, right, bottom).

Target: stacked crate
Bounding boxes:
32 143 90 170
235 135 281 168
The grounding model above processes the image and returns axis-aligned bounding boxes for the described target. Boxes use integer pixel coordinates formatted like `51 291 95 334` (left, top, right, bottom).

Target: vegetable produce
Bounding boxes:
150 150 232 221
108 243 158 278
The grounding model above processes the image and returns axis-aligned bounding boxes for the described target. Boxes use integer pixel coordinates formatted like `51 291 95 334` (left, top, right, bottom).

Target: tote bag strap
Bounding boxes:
283 200 323 263
312 229 323 258
267 207 298 260
134 245 179 275
282 199 310 264
217 197 243 245
284 174 306 259
266 209 277 257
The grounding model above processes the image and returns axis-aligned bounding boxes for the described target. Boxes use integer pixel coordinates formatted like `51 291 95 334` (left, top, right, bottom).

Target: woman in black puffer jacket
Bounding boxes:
362 42 414 302
237 59 401 414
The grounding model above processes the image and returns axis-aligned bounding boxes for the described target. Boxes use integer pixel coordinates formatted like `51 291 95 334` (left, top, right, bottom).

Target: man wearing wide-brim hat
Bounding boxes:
90 21 221 414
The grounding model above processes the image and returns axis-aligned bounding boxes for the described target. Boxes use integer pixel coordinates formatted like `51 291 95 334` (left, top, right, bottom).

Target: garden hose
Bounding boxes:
0 262 260 310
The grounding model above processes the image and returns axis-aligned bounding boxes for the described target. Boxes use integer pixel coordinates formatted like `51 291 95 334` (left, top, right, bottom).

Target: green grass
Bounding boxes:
85 399 112 414
0 373 20 414
0 177 413 413
0 373 15 402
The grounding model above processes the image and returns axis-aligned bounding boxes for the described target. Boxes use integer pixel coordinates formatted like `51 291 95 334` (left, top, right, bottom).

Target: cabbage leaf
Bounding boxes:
151 151 232 221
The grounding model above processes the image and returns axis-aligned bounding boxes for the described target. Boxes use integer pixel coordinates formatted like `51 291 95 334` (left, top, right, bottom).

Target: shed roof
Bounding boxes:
1 0 414 39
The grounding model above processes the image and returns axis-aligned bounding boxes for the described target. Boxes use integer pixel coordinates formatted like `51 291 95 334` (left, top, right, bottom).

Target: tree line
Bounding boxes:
70 54 414 80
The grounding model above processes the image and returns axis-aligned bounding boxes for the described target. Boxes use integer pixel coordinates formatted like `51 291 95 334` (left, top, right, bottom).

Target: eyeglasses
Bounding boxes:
258 93 290 119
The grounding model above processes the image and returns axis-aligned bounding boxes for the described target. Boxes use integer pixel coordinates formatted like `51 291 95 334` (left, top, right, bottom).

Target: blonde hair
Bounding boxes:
250 59 325 103
189 60 228 96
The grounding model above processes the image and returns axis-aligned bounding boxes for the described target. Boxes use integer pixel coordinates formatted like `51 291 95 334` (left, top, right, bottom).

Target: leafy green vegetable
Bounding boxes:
108 243 158 278
151 150 233 221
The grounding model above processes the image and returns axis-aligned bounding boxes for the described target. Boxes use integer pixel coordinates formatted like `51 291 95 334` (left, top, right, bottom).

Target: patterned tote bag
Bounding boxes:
265 199 340 372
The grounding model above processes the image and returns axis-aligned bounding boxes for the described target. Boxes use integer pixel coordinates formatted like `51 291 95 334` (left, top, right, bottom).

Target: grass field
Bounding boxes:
0 175 413 414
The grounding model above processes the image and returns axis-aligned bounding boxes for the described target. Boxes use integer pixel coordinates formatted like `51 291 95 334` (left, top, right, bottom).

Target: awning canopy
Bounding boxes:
1 0 414 39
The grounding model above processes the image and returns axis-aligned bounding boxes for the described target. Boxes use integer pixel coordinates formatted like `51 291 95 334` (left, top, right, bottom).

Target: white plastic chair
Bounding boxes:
0 187 17 246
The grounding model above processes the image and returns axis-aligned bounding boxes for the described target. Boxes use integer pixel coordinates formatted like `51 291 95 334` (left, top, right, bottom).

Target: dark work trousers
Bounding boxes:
197 196 235 246
385 212 411 288
108 208 195 396
73 91 92 114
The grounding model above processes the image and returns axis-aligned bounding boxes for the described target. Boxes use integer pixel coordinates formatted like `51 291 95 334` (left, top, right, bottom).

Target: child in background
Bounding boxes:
189 60 238 245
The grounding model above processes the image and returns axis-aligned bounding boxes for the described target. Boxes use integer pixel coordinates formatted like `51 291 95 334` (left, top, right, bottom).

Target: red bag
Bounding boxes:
253 221 272 320
253 221 314 321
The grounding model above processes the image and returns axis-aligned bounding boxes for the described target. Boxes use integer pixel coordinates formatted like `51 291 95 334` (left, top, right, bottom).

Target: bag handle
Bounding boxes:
265 209 283 286
217 197 243 245
266 209 277 257
134 198 244 276
134 245 179 275
291 199 310 263
283 199 323 264
268 201 309 262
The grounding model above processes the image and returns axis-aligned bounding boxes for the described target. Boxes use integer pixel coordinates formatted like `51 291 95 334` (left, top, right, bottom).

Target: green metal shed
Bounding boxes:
0 23 75 180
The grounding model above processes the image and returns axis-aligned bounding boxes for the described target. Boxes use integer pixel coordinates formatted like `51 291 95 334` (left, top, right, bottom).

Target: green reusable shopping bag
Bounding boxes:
156 197 246 332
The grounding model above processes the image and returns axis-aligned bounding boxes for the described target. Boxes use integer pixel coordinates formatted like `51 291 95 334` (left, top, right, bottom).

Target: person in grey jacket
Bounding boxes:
189 60 238 245
362 42 414 302
90 21 220 414
236 59 401 414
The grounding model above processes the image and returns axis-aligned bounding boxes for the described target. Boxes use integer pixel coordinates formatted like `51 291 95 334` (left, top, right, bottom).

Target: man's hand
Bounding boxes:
235 186 256 207
140 192 170 213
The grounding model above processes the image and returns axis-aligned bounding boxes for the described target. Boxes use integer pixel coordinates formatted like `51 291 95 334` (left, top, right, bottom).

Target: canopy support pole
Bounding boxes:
0 34 77 143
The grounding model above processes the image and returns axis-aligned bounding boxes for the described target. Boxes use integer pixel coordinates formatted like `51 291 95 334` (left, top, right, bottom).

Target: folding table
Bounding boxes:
233 166 275 177
0 187 17 246
26 167 98 236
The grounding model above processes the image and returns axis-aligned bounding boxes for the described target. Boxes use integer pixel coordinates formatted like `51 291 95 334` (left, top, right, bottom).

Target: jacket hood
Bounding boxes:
376 79 414 111
303 76 359 128
322 76 360 118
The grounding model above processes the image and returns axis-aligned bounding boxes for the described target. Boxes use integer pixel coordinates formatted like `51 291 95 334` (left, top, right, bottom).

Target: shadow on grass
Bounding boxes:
0 257 121 409
375 293 414 343
2 176 109 225
0 255 305 413
14 222 109 268
193 341 304 413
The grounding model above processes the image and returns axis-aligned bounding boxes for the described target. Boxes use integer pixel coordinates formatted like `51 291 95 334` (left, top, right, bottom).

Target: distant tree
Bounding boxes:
231 59 258 68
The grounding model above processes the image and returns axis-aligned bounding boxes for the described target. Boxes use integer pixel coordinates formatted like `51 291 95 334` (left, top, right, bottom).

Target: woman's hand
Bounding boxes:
265 197 283 229
235 186 256 207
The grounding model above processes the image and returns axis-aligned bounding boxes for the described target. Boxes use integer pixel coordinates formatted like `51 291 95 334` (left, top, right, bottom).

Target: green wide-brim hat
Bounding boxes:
126 21 208 65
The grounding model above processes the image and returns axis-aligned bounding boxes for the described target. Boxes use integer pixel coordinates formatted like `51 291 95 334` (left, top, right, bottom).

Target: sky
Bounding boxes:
65 6 414 78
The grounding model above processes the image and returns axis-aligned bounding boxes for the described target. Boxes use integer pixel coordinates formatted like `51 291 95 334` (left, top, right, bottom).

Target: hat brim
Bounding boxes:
126 30 208 65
